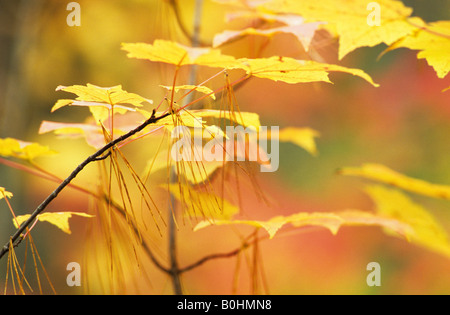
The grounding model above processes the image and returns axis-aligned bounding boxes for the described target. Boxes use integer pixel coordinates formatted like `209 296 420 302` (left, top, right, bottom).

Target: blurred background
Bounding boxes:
0 0 450 294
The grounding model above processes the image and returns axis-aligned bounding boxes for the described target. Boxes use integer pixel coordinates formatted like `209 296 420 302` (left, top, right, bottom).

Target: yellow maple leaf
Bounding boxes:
0 137 57 161
123 40 378 86
364 185 450 258
217 10 325 51
176 160 226 185
166 183 239 220
243 56 379 86
159 85 217 100
190 109 261 129
121 40 245 70
194 209 412 239
338 163 450 200
13 212 94 234
213 22 323 51
258 126 320 156
138 108 261 132
278 127 320 156
261 0 419 60
387 20 450 78
54 84 152 123
0 187 13 200
39 118 142 150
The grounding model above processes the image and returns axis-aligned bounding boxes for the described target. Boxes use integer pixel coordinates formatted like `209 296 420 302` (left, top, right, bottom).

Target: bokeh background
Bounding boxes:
0 0 450 295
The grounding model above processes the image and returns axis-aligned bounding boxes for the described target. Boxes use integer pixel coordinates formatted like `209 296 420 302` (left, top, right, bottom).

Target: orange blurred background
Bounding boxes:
0 0 450 295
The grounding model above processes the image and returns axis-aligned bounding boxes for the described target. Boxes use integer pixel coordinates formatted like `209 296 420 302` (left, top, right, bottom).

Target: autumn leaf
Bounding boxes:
141 127 275 185
173 135 277 182
194 209 412 239
278 127 320 156
140 109 318 182
242 56 379 86
159 85 217 100
123 40 378 86
338 163 450 200
261 0 420 60
0 187 13 200
13 212 94 235
54 84 153 123
195 186 450 258
39 120 111 150
143 147 247 187
213 21 323 51
386 20 450 78
122 40 245 70
165 183 239 220
55 84 151 107
0 137 57 161
216 11 323 51
177 160 227 185
138 109 205 129
190 109 261 129
39 121 102 138
138 108 261 133
364 185 450 258
257 126 320 156
142 148 171 178
39 118 145 150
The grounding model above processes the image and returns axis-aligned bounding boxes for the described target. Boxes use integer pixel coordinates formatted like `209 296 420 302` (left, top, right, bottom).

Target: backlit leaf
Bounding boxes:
159 85 216 100
213 22 323 51
338 163 450 200
364 185 450 258
13 212 94 234
138 109 261 132
39 120 109 149
220 11 323 51
39 121 101 137
137 109 206 129
166 183 239 220
39 114 150 150
243 56 379 86
54 84 152 123
194 209 413 239
191 109 261 129
278 127 320 156
122 40 245 70
261 0 419 60
123 40 378 86
0 137 57 161
176 160 227 185
0 187 13 200
387 20 450 78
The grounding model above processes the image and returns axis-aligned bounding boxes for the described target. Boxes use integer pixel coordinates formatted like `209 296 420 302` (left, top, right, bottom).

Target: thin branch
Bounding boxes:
179 243 250 274
0 109 169 260
1 156 171 274
165 0 206 295
179 225 323 274
407 19 450 39
178 230 259 274
168 0 209 47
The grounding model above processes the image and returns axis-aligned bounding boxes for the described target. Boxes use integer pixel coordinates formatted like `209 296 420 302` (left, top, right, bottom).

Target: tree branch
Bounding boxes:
0 109 169 260
166 0 204 296
179 243 249 274
178 231 259 274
